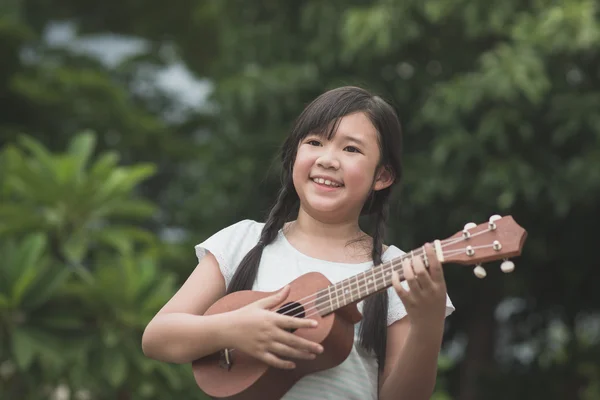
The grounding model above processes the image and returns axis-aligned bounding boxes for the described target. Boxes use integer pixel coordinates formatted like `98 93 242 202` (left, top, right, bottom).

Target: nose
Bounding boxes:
316 148 340 170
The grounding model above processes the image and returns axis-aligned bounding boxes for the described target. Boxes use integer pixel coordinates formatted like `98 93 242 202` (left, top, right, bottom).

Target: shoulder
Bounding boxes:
211 219 264 240
382 245 405 261
195 219 264 253
194 219 265 287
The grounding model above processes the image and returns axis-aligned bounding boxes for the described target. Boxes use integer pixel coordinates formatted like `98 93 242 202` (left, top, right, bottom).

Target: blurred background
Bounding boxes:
1 1 599 399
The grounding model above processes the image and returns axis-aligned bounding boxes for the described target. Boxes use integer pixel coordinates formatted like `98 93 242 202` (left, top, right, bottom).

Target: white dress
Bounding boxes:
195 219 455 400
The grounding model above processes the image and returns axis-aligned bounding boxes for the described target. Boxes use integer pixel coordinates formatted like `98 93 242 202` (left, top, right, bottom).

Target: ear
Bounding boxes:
373 165 395 191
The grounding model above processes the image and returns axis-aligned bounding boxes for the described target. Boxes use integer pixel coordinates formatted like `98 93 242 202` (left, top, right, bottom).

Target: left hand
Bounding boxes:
391 243 447 329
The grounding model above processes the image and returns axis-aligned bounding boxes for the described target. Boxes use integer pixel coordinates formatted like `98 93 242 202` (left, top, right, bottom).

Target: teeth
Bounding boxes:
312 178 341 187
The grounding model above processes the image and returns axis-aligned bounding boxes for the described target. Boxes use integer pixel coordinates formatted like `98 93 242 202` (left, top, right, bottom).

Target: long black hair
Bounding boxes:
227 86 403 370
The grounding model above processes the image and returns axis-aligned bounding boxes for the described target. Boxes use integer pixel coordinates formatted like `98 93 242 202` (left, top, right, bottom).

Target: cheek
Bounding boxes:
344 160 376 188
293 149 314 174
291 152 312 186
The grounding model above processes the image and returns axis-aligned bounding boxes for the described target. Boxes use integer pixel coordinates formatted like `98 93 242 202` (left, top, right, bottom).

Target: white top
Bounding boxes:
195 219 455 400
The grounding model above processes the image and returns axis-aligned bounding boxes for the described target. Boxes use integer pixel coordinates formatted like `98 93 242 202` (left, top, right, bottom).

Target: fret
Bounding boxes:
346 278 353 305
383 263 391 289
371 265 380 293
344 279 352 305
371 267 377 293
327 285 334 315
343 278 349 304
382 263 390 287
320 253 410 314
392 258 399 280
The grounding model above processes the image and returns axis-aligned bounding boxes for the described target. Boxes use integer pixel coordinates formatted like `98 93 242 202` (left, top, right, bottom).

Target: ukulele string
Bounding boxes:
436 244 497 258
301 243 497 320
272 228 493 320
226 228 493 354
298 243 498 321
271 231 485 318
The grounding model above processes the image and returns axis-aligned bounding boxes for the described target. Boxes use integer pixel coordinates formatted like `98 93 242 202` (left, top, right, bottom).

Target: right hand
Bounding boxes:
226 285 324 369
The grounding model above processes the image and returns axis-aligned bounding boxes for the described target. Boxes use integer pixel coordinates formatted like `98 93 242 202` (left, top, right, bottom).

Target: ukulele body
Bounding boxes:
192 271 363 400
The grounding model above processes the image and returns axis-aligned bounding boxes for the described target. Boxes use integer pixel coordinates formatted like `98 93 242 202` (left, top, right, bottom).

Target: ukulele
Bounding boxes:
192 215 527 399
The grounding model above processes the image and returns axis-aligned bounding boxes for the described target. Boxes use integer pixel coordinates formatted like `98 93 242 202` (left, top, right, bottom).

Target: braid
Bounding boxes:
227 182 298 294
359 199 390 371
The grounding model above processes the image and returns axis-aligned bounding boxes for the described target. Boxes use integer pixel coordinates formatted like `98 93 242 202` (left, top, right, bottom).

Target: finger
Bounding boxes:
412 250 433 292
255 285 290 309
274 330 323 355
424 243 445 283
276 314 318 331
402 258 421 292
269 342 317 361
261 352 296 370
391 271 409 301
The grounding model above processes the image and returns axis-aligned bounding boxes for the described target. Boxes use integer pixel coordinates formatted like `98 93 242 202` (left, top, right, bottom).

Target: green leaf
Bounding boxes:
96 199 157 219
62 232 90 264
12 328 38 369
89 151 120 180
0 293 9 308
23 266 70 309
103 351 128 387
11 233 47 303
67 130 97 175
16 135 55 173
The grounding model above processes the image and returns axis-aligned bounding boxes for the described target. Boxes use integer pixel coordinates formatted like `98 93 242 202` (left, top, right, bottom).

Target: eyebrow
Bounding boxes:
308 131 369 147
340 134 367 147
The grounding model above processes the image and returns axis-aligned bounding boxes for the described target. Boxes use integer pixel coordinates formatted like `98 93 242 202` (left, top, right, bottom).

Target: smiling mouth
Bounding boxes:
311 177 343 188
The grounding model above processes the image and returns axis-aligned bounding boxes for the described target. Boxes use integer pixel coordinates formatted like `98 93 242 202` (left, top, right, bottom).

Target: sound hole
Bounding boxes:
277 302 305 333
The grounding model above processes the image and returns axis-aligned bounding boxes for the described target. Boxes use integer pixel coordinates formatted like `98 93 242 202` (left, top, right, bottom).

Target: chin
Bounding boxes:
305 201 346 217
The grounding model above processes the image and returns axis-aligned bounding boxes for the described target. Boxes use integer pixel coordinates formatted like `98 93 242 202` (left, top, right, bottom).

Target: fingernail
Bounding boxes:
311 320 318 327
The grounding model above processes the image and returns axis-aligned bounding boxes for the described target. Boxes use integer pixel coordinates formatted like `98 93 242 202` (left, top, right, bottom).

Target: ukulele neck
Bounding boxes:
315 251 420 315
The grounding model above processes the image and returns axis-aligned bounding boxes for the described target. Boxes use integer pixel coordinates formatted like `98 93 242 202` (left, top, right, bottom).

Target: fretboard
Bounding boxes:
315 254 410 315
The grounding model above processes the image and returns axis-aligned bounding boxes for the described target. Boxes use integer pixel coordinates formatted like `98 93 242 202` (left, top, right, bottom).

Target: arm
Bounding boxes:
378 243 449 400
141 252 231 364
142 251 322 366
379 317 444 400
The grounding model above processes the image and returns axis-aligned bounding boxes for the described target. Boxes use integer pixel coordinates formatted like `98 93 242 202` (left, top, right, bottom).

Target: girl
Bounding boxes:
142 86 454 400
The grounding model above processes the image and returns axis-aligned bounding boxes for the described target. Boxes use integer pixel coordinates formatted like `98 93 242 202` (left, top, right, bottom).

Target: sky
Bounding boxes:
43 20 212 115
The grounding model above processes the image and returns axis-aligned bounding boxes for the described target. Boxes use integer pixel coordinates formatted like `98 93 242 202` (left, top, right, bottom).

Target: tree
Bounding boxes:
1 0 599 398
0 133 208 399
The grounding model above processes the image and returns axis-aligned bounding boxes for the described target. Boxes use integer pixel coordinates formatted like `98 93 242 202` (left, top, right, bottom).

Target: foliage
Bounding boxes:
0 0 599 399
0 133 207 399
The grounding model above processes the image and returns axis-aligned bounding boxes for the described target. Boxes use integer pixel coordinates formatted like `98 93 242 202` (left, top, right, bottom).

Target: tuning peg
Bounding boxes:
488 214 502 230
464 222 477 230
500 260 515 273
473 265 487 279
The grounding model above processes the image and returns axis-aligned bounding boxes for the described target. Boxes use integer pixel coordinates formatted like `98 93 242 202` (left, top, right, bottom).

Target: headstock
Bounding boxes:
435 215 527 278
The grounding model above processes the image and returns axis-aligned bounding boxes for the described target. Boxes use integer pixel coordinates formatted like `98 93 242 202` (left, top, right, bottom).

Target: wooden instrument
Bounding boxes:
192 215 527 399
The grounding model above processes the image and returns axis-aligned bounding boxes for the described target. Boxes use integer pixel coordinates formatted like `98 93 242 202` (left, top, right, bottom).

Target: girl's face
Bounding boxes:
292 112 393 222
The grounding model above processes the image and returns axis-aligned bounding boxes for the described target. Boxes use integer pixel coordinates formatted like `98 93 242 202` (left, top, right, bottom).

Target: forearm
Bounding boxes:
379 322 444 400
142 312 234 364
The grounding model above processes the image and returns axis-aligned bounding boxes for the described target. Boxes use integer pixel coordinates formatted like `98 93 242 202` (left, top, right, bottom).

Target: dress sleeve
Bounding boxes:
194 219 262 289
387 284 455 326
384 246 456 326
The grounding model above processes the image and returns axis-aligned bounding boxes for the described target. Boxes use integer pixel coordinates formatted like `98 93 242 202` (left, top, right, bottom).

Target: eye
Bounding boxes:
344 146 361 153
306 139 322 146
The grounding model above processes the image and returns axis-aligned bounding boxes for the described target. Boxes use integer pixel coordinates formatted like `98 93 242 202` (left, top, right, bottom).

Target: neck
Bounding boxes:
291 207 363 242
314 251 414 316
